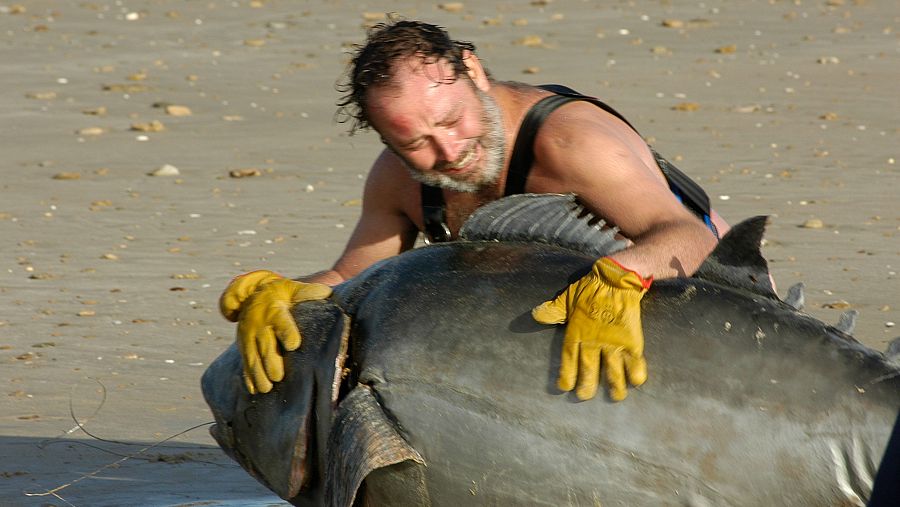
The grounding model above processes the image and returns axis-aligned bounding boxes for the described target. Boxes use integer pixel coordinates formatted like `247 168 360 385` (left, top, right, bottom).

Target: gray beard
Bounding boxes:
401 89 505 194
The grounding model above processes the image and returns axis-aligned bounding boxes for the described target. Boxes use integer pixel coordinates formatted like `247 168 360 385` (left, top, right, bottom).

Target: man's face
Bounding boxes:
366 57 505 193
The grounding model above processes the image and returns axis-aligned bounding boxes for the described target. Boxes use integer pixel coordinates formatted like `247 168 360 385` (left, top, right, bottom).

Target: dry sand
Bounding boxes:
1 1 897 505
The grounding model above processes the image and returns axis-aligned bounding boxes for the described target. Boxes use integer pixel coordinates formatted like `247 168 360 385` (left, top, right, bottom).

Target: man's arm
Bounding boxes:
299 149 421 286
532 102 719 279
220 149 419 393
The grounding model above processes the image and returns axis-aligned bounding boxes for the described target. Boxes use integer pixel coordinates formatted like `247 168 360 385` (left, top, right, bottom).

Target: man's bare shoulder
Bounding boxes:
529 100 664 189
364 148 424 227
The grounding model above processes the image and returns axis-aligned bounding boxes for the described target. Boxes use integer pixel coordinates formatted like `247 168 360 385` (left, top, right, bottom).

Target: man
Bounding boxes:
219 20 728 402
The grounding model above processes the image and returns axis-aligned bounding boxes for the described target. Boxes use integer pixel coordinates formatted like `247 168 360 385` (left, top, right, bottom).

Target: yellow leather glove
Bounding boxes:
219 270 332 394
532 257 651 401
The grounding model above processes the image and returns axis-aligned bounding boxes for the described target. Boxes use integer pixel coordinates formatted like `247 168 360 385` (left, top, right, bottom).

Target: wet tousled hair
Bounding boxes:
336 19 479 135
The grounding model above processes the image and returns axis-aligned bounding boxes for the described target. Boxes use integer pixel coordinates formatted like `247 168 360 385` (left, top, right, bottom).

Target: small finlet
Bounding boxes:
784 282 805 310
835 309 859 335
885 337 900 363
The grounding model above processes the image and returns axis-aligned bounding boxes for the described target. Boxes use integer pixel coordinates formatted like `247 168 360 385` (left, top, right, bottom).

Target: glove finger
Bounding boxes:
292 282 332 303
556 332 580 392
625 353 647 387
220 290 243 322
258 325 285 384
247 354 274 394
271 305 302 351
575 341 602 400
532 299 568 325
603 347 628 402
242 372 257 395
237 324 273 394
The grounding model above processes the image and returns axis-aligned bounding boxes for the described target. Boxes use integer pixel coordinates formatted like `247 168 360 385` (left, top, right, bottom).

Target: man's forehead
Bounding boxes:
378 55 458 91
366 59 464 110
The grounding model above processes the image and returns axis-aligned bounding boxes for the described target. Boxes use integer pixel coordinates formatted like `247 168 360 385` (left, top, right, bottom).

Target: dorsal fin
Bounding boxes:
885 337 900 363
459 194 627 258
834 309 859 335
784 282 805 310
693 215 778 300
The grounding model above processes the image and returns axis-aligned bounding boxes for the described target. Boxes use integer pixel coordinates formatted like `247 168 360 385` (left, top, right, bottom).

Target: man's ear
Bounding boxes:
462 50 490 91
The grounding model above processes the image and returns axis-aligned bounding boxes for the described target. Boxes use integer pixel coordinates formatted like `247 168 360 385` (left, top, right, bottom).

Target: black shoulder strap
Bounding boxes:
537 84 639 132
505 84 640 196
504 94 581 196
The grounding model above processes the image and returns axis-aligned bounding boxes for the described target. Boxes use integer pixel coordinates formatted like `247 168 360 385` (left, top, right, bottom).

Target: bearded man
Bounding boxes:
219 20 729 402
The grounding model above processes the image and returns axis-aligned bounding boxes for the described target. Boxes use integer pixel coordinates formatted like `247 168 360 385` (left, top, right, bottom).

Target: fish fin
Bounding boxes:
459 193 627 258
884 337 900 363
325 384 426 507
784 282 806 310
693 215 779 300
835 309 859 335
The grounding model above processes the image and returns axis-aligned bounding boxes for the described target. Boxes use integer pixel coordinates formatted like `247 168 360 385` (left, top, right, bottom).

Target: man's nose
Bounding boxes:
433 129 465 163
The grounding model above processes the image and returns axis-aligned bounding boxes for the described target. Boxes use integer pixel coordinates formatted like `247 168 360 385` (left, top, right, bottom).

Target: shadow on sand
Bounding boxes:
0 435 287 507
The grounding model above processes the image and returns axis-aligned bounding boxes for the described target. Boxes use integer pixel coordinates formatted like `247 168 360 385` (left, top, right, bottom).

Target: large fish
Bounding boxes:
202 194 899 506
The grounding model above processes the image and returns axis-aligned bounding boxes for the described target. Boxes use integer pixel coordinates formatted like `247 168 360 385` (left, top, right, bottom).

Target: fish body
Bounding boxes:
202 196 899 506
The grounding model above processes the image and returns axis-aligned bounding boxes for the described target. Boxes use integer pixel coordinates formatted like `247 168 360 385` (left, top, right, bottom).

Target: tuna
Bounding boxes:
202 194 899 506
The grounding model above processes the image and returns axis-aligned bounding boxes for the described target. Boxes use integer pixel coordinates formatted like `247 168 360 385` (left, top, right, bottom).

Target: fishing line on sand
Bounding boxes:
41 378 217 453
24 377 222 500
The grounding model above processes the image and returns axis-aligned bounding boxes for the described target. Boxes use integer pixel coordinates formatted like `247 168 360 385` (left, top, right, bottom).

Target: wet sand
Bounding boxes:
1 1 897 505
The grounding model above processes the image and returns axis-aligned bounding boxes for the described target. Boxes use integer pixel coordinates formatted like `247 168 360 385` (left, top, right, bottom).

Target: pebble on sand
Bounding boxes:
672 102 700 112
83 106 107 116
661 19 684 29
131 120 165 132
164 105 192 117
438 3 465 13
229 169 261 178
149 164 180 177
52 172 81 180
513 35 543 47
103 83 148 93
77 127 106 136
25 91 57 100
802 218 824 229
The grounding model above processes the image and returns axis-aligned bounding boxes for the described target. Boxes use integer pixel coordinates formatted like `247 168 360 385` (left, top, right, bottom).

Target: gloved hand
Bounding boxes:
219 270 332 394
532 257 651 401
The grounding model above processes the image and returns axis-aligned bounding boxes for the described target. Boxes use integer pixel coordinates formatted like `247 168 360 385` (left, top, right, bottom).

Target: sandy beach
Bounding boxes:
1 1 897 505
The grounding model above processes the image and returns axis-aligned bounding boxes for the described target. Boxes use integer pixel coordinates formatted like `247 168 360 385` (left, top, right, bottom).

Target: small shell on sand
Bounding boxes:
150 164 180 176
802 219 824 229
